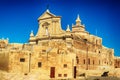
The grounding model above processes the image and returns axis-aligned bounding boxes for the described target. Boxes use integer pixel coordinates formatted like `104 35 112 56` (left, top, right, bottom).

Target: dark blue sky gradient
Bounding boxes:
0 0 120 56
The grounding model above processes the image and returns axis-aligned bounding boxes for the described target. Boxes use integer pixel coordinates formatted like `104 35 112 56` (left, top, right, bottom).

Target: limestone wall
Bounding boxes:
8 50 30 73
114 57 120 68
0 50 9 71
29 42 76 79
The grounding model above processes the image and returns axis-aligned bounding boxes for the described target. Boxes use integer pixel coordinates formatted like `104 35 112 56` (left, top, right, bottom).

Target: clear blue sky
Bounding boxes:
0 0 120 56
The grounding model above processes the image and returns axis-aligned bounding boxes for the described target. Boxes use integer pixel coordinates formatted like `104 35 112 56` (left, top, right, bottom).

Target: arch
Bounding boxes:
42 22 50 27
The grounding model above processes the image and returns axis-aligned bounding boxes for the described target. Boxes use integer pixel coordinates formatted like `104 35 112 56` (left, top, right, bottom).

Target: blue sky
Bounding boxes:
0 0 120 56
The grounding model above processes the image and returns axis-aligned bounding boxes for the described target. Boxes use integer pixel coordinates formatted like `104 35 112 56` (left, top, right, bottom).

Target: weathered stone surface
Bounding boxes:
0 9 120 79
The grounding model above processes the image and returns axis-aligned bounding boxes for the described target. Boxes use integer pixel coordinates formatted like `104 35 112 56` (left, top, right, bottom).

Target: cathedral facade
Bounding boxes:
0 9 120 79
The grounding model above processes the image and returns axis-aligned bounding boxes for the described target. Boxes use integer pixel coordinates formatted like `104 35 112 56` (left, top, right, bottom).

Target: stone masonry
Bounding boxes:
0 9 120 79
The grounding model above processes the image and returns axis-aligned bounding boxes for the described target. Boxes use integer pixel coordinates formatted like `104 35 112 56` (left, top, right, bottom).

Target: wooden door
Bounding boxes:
74 66 76 78
50 67 55 78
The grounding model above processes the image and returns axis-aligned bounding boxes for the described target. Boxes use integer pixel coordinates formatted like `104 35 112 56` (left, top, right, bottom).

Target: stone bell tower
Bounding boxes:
72 14 85 32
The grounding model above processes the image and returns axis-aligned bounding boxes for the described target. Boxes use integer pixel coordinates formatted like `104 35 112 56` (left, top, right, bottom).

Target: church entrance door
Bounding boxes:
50 67 55 78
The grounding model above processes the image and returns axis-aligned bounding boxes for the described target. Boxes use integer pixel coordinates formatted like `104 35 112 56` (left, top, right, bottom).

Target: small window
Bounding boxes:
63 37 66 40
64 64 67 68
93 60 94 65
64 74 67 77
83 59 85 64
58 74 62 77
99 51 101 53
88 58 90 65
76 56 79 64
84 39 87 41
20 58 25 62
38 62 42 67
42 50 46 52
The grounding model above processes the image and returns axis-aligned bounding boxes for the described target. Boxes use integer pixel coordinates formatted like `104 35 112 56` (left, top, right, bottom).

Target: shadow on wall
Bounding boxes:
78 71 120 80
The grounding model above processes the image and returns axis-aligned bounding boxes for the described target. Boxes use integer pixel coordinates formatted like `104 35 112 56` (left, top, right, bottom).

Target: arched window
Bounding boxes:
42 22 50 36
45 27 49 36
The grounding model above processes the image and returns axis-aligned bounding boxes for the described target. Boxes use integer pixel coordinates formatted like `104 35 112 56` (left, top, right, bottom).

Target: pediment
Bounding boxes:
38 11 56 20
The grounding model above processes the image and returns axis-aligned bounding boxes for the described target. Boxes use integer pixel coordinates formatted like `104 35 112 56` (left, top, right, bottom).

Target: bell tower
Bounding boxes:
72 14 85 32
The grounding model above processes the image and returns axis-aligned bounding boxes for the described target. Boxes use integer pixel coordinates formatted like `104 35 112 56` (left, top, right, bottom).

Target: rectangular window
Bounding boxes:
42 50 46 52
76 56 79 64
64 74 67 77
93 60 94 65
58 74 62 77
38 62 42 67
83 59 85 64
20 58 25 62
64 64 67 68
88 58 90 65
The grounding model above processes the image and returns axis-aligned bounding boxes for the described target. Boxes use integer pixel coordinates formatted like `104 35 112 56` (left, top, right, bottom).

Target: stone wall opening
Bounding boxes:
20 58 25 62
38 62 42 68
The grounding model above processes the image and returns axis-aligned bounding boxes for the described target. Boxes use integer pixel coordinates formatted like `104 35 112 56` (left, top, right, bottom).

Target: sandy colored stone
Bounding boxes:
0 9 120 79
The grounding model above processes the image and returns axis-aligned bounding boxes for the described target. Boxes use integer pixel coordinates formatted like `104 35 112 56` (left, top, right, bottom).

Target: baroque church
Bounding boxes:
0 9 120 79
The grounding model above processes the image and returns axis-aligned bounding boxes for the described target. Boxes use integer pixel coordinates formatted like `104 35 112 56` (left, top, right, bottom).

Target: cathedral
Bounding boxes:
0 9 120 79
